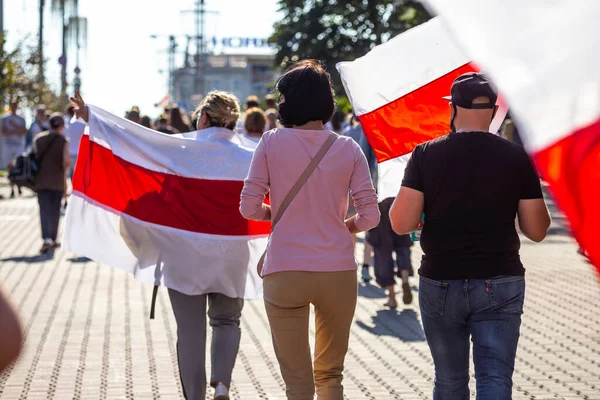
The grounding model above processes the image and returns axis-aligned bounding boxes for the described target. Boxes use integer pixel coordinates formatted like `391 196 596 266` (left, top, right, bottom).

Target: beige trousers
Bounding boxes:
264 270 357 400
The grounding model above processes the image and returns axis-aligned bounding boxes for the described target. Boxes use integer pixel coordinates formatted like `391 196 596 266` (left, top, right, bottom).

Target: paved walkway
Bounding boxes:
0 185 598 399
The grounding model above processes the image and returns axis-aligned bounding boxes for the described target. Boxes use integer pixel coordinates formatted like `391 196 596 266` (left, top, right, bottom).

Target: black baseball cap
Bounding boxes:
443 72 498 109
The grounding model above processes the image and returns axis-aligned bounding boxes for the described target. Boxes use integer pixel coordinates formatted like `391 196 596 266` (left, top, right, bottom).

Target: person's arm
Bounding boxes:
345 142 380 233
518 199 551 242
0 288 23 373
240 137 271 221
390 146 425 234
517 152 551 242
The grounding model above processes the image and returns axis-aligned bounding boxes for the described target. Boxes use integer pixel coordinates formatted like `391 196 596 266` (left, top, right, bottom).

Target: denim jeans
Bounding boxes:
419 275 525 400
37 190 63 241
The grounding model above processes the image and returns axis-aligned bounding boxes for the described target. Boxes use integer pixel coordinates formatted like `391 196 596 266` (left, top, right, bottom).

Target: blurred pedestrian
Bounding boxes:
240 107 266 148
343 118 377 283
34 113 70 254
368 197 414 307
240 60 380 399
245 95 260 110
326 109 345 134
156 116 177 135
169 107 190 134
27 105 49 148
265 108 278 131
264 93 277 110
1 99 28 198
389 72 551 398
126 106 141 124
140 115 154 130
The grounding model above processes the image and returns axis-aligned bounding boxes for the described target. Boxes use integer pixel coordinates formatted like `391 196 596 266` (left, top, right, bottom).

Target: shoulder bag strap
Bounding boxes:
36 134 61 164
270 133 338 230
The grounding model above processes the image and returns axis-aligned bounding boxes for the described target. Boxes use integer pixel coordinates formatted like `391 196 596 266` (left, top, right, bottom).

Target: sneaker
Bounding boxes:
402 282 413 305
51 241 61 249
361 266 372 283
214 382 229 400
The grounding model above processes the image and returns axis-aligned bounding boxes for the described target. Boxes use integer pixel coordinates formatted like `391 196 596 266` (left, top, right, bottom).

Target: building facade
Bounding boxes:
173 53 277 111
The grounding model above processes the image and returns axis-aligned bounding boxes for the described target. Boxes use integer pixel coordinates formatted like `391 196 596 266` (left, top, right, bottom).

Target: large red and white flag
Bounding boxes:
424 0 600 272
63 106 270 298
337 17 506 200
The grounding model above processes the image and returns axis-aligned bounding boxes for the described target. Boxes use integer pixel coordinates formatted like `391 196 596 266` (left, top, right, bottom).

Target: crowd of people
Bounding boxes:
0 60 553 400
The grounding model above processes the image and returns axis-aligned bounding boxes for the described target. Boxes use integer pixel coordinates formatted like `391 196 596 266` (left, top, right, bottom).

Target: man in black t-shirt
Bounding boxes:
389 72 551 399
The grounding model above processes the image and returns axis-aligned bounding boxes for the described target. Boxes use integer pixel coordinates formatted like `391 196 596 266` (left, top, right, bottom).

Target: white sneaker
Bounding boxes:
214 382 229 400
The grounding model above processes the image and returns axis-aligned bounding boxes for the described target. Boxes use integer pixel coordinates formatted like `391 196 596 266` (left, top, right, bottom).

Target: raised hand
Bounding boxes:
69 91 89 122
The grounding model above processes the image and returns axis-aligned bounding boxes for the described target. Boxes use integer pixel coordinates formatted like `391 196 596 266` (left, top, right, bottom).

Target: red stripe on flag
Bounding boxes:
73 135 271 236
534 118 600 273
358 63 477 162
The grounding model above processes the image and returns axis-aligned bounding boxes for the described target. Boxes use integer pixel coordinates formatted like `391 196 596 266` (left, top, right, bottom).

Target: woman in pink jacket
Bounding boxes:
240 60 380 400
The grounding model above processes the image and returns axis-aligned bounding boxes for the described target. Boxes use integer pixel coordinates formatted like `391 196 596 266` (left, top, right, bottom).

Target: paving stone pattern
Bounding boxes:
0 189 598 399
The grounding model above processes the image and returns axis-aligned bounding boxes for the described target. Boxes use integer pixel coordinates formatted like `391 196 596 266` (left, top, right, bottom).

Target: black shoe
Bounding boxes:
40 241 53 254
402 282 413 305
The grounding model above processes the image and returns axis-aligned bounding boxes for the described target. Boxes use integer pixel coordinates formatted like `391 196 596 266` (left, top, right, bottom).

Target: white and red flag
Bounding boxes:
337 17 506 200
63 106 270 298
424 0 600 272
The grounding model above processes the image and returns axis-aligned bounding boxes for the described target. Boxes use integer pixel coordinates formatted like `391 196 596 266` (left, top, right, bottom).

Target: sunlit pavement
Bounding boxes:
0 183 598 399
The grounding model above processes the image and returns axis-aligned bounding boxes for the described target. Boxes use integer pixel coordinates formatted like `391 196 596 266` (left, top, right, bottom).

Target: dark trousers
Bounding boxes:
367 197 414 287
419 275 525 399
37 190 63 241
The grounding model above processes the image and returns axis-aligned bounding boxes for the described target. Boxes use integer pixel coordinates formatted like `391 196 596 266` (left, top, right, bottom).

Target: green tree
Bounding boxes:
1 33 62 111
270 0 431 98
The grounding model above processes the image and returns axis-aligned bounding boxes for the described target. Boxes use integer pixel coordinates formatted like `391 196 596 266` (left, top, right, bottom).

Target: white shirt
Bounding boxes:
1 114 27 145
64 120 87 156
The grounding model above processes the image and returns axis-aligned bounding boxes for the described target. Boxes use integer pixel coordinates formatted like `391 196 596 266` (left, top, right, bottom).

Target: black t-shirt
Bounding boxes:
402 131 543 280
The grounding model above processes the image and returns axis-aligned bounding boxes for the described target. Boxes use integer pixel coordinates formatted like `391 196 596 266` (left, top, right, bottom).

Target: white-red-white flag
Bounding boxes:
424 0 600 272
337 17 506 200
63 106 270 298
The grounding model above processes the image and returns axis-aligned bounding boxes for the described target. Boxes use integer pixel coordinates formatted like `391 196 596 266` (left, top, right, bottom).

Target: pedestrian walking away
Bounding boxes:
389 72 551 399
70 90 246 400
241 59 380 400
368 197 414 308
34 113 70 254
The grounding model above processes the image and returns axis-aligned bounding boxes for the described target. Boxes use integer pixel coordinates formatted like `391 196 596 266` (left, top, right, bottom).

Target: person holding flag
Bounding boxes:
389 73 551 398
69 91 251 400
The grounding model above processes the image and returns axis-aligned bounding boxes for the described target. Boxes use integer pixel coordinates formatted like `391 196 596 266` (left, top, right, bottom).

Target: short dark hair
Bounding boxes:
276 60 335 128
49 113 65 130
264 94 276 108
245 95 260 109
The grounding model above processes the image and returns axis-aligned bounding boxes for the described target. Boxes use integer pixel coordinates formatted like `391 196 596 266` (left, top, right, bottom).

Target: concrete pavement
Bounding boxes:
0 185 598 399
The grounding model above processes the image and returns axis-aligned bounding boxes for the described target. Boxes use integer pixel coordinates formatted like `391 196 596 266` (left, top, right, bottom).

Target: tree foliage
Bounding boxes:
270 0 431 98
0 33 63 111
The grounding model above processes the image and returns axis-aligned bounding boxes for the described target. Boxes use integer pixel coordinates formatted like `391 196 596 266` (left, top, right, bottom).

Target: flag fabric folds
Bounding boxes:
337 17 506 200
63 106 270 299
424 0 600 272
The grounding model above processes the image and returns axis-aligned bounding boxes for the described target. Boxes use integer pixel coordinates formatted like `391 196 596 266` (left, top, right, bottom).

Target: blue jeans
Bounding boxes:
419 275 525 400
